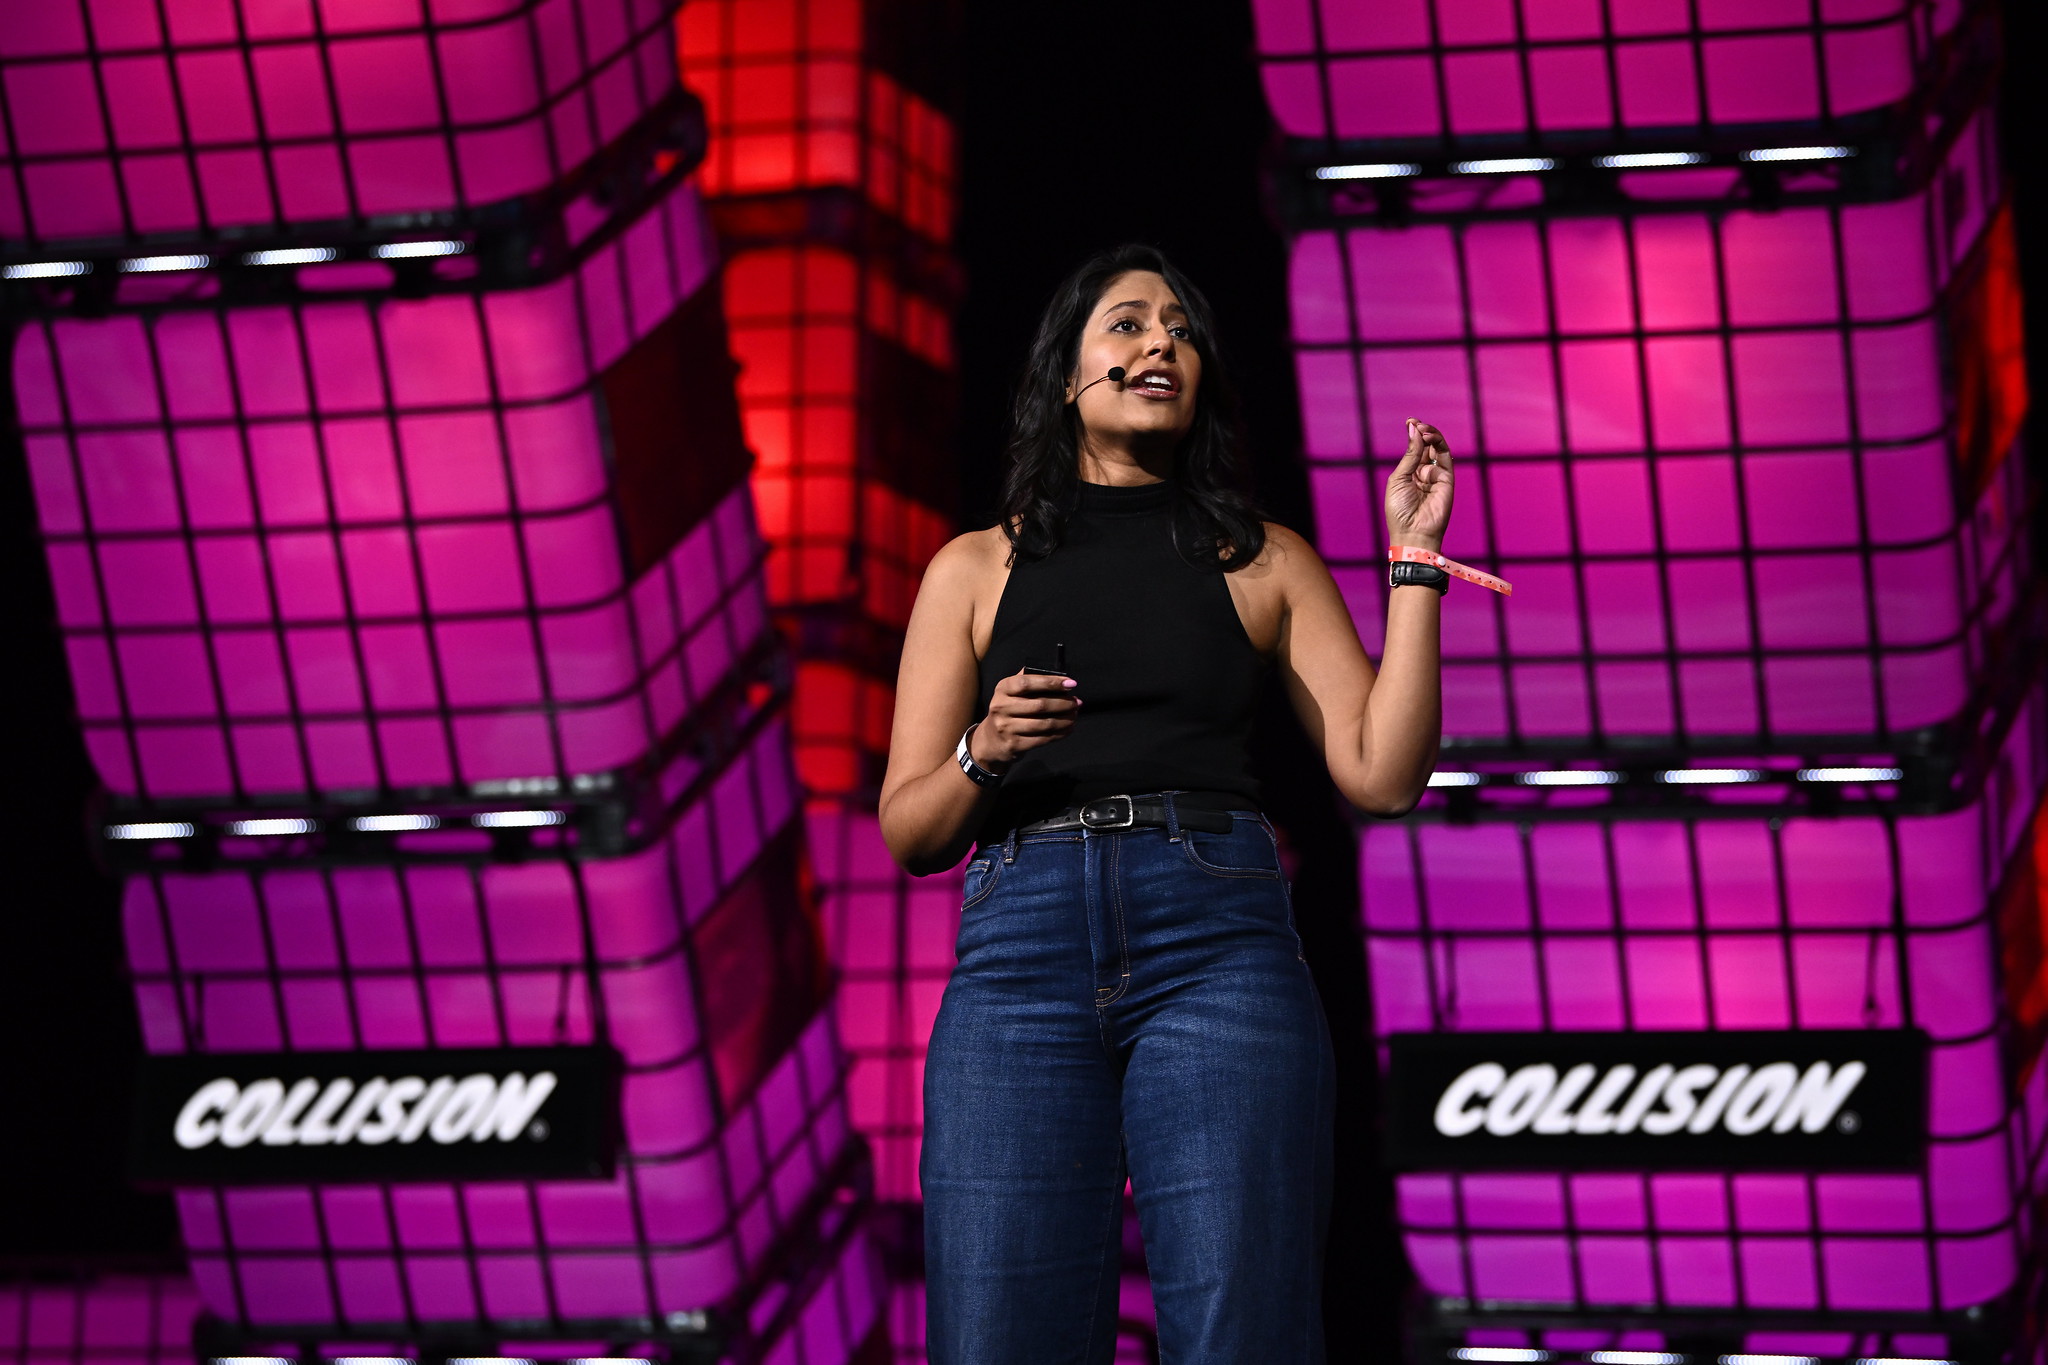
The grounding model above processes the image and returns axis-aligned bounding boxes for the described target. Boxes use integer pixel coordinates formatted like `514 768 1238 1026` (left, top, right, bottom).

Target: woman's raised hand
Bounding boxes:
1385 418 1454 554
969 667 1082 770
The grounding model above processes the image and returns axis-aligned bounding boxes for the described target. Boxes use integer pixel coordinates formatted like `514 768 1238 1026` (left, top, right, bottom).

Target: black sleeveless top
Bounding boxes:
974 480 1269 841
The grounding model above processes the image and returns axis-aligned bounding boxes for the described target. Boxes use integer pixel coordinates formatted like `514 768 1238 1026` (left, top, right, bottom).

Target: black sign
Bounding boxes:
1385 1030 1928 1171
131 1047 620 1185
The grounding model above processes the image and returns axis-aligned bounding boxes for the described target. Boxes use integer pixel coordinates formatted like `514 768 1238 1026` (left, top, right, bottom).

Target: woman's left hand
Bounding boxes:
1384 418 1453 554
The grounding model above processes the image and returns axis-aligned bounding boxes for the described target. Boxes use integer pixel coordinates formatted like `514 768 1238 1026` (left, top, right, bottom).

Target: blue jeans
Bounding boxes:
922 802 1335 1363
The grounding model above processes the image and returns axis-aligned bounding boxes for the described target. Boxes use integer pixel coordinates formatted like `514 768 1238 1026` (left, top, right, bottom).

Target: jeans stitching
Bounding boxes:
1096 834 1132 1007
1089 836 1114 1005
961 856 1004 909
1178 832 1284 879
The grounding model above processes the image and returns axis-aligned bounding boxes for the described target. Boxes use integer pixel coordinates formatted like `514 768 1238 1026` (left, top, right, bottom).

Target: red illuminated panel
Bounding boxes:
723 244 954 627
1950 205 2030 500
676 0 955 244
794 661 895 795
0 0 681 248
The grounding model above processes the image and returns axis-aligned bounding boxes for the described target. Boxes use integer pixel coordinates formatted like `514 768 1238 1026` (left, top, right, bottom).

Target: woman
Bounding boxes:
879 244 1452 1363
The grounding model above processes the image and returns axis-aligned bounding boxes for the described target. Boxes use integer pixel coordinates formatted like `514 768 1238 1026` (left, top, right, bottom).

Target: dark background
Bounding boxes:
3 2 2043 1356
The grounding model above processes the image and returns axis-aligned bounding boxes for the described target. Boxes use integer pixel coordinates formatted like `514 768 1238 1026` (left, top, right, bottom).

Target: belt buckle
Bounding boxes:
1080 795 1136 830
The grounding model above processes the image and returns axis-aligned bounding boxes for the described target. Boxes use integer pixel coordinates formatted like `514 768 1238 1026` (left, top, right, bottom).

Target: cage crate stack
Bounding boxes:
671 5 966 1358
1249 0 2043 1360
3 2 884 1360
673 6 959 1350
676 0 959 800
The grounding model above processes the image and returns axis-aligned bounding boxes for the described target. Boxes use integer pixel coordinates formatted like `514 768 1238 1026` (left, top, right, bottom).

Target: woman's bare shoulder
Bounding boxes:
919 525 1013 597
1233 520 1327 578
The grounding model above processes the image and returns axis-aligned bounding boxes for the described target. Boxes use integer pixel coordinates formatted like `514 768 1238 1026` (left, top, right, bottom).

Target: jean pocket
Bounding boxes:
1179 822 1283 878
961 853 1004 908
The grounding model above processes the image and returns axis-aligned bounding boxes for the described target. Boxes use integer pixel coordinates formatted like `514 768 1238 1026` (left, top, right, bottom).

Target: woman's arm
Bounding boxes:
877 529 1082 873
1273 419 1453 816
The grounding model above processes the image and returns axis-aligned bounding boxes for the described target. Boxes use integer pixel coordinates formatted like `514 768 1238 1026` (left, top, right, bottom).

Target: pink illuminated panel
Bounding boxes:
124 720 858 1329
1251 0 1968 144
808 801 963 1203
751 1226 887 1365
17 181 768 802
1361 701 2048 1313
0 0 681 247
1294 129 2023 746
0 1273 200 1365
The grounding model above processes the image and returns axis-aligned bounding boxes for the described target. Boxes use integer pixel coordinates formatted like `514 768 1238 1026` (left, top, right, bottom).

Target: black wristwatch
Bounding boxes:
1389 561 1450 594
955 723 1005 787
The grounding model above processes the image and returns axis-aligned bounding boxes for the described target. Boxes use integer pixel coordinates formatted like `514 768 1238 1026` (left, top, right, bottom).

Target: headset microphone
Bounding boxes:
1072 366 1128 400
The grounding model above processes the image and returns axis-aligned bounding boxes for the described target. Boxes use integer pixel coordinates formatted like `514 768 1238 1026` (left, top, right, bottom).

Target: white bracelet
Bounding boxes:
955 723 1004 788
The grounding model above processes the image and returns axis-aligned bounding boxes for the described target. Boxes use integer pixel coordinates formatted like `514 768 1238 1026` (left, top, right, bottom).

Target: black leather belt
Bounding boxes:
1013 794 1237 836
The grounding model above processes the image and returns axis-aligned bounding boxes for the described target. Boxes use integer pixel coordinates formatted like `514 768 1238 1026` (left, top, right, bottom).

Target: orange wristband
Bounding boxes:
1389 545 1514 596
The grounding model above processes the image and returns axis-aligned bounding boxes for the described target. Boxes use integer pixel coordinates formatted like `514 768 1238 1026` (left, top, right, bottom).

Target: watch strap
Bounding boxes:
1389 561 1450 595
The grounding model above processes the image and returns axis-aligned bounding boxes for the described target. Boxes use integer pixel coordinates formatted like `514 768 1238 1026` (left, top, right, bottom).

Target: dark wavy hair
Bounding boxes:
998 244 1266 571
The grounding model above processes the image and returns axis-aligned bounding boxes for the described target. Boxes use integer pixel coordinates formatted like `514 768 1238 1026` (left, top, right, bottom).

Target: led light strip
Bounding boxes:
1309 146 1855 183
1595 151 1702 169
3 260 91 279
1390 545 1514 595
473 809 568 828
351 814 441 832
1740 146 1853 162
105 822 197 840
1797 766 1903 782
108 809 572 841
245 247 338 266
1424 767 1893 790
121 254 210 273
227 817 315 836
5 240 469 282
1315 162 1421 180
374 239 467 259
1656 767 1763 784
1516 770 1623 786
1451 157 1554 175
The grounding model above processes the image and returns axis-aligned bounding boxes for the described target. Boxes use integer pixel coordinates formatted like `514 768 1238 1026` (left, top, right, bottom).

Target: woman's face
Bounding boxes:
1066 269 1202 453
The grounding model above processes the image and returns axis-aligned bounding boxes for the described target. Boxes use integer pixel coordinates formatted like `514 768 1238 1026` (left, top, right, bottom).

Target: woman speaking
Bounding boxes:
879 244 1453 1363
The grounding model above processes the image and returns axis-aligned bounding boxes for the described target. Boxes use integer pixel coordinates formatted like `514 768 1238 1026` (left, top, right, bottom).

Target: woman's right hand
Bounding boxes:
970 667 1081 769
